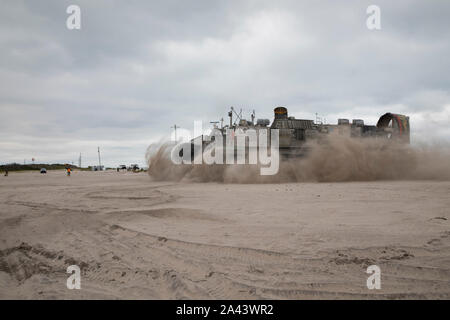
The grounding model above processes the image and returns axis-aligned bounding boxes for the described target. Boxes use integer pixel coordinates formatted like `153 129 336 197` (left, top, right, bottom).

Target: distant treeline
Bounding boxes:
0 163 81 171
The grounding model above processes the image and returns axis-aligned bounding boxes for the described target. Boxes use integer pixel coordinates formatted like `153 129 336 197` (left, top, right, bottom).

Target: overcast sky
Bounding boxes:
1 0 449 167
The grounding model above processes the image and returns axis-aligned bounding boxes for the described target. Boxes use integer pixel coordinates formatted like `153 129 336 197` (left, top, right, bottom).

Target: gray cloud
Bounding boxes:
1 0 449 166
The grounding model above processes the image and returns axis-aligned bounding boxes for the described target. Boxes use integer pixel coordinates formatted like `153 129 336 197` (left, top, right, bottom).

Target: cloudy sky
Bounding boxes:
1 0 449 167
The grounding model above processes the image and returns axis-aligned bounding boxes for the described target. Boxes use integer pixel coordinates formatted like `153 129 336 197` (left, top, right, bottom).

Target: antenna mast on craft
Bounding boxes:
231 107 242 125
315 113 323 125
171 124 180 143
210 121 219 128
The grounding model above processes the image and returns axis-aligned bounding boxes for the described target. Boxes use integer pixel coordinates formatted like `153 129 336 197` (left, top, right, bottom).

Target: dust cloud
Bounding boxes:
146 135 450 183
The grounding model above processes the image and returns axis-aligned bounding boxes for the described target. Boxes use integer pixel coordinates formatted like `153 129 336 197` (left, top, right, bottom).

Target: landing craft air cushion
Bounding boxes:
175 107 410 162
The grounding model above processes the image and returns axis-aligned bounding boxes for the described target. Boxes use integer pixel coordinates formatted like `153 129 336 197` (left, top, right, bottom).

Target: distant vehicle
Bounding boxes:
40 168 47 174
129 164 140 171
119 165 127 170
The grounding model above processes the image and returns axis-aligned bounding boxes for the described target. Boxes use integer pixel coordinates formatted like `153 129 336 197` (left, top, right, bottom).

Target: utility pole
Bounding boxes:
97 147 102 168
78 153 82 168
171 125 180 143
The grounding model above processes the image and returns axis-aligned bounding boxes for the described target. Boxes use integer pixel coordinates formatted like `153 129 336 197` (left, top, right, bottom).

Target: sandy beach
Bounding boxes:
0 170 449 299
